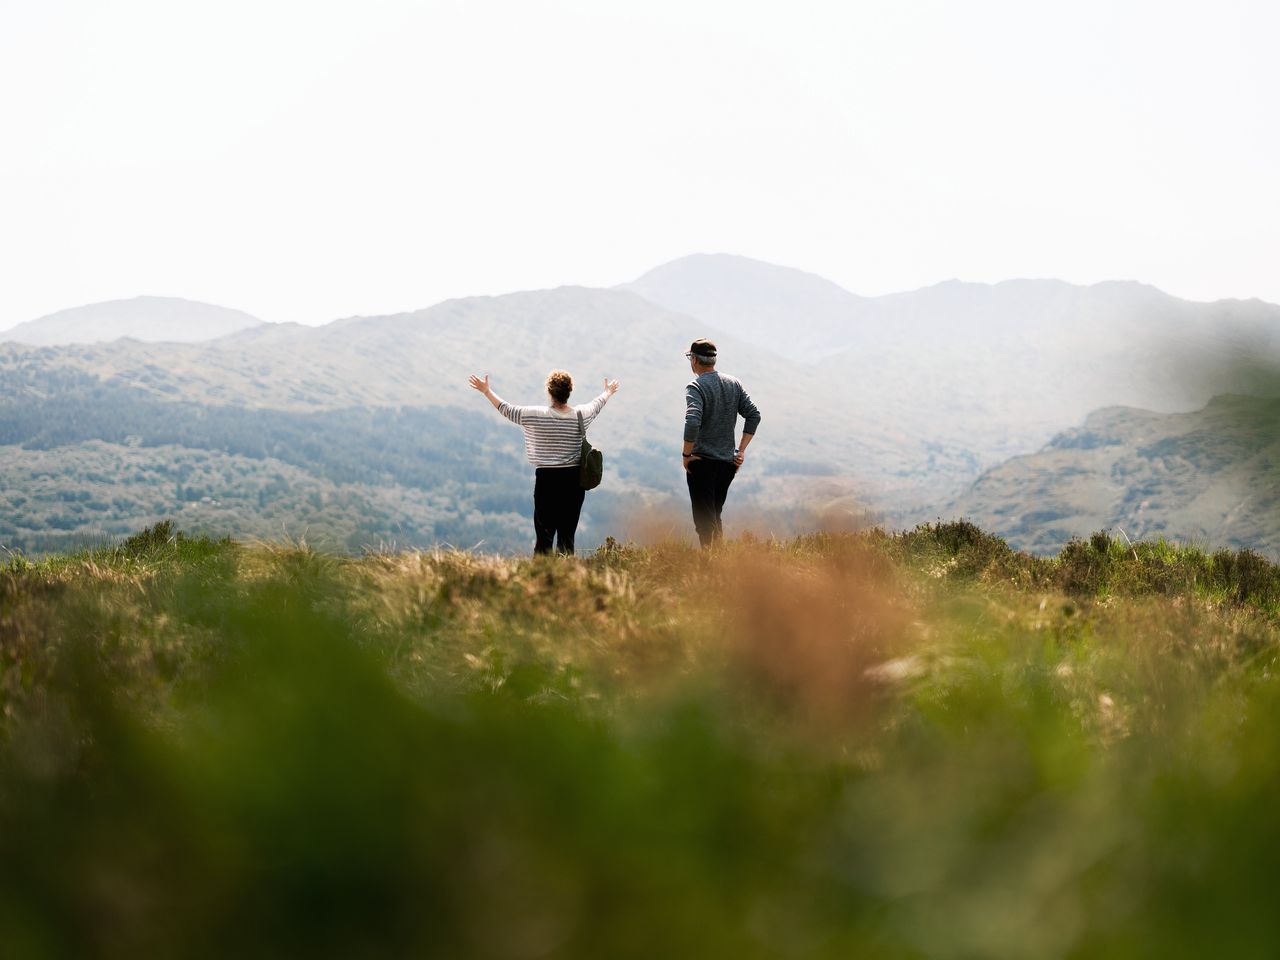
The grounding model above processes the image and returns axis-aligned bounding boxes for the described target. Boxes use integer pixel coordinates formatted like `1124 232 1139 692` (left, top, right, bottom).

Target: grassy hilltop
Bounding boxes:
4 523 1280 957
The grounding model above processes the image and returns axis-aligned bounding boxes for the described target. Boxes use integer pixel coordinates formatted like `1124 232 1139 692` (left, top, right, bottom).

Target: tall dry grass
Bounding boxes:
3 523 1280 956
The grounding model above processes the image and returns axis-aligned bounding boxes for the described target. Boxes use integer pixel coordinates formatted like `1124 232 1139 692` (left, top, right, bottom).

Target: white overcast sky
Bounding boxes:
2 0 1277 326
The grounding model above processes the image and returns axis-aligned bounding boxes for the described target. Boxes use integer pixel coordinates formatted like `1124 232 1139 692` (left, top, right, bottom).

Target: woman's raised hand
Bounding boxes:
471 374 505 411
604 378 620 396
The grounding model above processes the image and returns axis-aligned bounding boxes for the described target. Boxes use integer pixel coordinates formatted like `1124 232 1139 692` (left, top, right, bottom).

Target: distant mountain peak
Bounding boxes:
628 252 863 299
620 253 871 361
1 296 262 346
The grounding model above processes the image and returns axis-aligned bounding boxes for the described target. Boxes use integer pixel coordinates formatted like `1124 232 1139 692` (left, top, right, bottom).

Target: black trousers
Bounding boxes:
533 466 586 555
686 458 737 548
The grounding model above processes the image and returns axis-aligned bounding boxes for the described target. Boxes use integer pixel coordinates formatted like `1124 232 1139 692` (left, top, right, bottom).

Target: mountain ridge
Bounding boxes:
7 255 1280 554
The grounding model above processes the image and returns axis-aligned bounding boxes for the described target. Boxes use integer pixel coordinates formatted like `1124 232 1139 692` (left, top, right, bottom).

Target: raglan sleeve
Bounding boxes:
497 402 527 425
684 382 703 442
579 391 610 428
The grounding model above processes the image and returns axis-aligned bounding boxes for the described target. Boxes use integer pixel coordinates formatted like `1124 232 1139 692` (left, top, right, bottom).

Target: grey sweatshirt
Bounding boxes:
684 370 762 462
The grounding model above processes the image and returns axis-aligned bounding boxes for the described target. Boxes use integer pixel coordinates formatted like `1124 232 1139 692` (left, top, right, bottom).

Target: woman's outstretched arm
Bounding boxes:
468 373 505 411
470 373 528 424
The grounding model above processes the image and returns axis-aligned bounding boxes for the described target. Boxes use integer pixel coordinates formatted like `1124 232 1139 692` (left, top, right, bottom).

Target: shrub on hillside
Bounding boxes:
1056 534 1114 597
1207 548 1280 607
894 520 1048 587
120 519 177 556
1052 532 1280 607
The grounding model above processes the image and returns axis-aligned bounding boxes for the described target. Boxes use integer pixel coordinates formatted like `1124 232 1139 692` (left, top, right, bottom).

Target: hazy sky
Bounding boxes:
2 0 1277 327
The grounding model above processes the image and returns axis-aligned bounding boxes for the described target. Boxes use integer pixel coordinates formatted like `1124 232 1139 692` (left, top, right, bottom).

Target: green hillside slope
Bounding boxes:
951 394 1280 555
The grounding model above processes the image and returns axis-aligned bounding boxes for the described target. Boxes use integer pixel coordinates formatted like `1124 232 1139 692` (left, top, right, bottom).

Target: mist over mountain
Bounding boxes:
632 255 1280 483
0 296 262 346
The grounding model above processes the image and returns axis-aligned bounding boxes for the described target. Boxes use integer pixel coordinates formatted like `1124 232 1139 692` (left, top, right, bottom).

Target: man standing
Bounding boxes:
682 338 761 547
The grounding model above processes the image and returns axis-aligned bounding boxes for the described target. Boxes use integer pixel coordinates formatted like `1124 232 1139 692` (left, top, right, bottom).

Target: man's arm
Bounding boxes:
683 383 703 472
735 387 761 467
683 437 698 471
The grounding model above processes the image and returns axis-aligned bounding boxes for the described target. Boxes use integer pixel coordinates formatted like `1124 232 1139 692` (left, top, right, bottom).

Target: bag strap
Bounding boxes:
577 410 586 441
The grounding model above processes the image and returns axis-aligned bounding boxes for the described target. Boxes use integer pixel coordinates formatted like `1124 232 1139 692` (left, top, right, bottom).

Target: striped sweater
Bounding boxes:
498 392 610 467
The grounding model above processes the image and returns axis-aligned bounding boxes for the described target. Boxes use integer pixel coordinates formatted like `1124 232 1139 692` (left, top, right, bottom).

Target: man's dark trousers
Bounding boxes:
534 466 586 554
686 457 736 548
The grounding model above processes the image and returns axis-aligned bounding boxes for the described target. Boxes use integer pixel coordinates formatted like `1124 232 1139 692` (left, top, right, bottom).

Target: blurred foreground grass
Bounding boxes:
4 521 1280 958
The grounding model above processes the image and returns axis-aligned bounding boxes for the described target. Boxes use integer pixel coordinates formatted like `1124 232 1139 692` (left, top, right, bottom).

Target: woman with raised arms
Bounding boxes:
469 369 619 555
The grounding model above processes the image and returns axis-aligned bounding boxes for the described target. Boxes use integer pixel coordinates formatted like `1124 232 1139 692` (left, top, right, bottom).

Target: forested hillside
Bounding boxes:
0 368 585 553
0 361 850 555
0 285 899 555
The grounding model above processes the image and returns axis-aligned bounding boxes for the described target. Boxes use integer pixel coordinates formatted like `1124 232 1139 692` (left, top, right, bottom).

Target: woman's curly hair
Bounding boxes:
546 370 573 404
